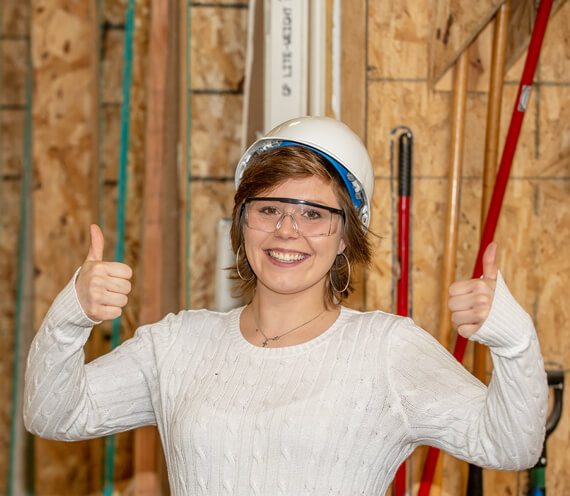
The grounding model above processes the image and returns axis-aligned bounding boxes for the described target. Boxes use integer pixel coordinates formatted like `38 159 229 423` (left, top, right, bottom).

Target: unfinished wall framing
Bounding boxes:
0 0 568 494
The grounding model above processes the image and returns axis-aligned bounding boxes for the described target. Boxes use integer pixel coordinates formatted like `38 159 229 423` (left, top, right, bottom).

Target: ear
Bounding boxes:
337 237 347 255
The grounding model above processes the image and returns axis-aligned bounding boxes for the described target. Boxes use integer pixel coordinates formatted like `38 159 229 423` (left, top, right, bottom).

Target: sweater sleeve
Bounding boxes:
24 271 158 441
388 272 548 470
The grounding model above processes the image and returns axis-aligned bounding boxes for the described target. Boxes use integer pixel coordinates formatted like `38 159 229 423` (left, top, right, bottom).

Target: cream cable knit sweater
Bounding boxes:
24 271 547 495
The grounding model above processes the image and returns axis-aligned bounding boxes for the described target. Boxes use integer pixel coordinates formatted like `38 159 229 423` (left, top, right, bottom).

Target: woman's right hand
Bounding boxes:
75 224 133 321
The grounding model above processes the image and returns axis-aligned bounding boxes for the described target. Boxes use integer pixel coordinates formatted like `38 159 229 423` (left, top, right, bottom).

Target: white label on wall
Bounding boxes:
264 0 308 131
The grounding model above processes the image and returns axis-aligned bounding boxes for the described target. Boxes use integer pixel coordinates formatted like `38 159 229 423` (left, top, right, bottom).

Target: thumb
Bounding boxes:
482 241 498 281
86 224 104 262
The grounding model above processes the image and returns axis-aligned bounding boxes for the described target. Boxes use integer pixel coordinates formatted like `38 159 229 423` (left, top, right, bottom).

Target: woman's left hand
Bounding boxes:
448 242 498 339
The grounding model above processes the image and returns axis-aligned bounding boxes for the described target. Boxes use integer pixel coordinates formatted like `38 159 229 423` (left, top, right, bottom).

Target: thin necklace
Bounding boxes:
251 306 326 347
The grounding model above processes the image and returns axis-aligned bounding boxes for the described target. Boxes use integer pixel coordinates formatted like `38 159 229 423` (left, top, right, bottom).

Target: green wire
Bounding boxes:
103 0 136 494
8 11 33 495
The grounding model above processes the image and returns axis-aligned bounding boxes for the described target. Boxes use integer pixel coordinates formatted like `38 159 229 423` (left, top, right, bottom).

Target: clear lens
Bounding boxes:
244 198 342 237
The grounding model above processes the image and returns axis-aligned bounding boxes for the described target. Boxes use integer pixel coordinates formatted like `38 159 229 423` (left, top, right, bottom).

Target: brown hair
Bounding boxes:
230 145 373 306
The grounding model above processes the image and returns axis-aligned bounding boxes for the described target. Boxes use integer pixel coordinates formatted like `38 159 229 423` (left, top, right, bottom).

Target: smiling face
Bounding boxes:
231 145 372 306
243 175 346 299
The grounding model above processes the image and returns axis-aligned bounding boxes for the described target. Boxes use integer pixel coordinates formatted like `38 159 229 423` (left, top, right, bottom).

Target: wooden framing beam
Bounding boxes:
134 0 180 493
431 0 566 89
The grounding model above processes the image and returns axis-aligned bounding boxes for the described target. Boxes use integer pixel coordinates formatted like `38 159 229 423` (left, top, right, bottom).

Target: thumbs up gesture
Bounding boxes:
75 224 133 322
448 242 499 338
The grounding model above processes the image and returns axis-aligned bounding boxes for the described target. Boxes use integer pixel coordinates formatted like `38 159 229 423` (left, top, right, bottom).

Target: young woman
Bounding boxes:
25 116 547 495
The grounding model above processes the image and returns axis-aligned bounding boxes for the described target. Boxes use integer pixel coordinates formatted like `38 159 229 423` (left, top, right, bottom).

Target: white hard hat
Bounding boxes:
235 116 374 228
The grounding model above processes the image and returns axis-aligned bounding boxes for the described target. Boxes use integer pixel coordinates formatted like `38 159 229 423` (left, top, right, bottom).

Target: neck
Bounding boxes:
250 283 330 336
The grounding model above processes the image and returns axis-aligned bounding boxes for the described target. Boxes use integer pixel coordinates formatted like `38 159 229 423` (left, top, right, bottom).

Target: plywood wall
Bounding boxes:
365 0 570 494
186 3 248 310
0 0 30 492
1 0 567 494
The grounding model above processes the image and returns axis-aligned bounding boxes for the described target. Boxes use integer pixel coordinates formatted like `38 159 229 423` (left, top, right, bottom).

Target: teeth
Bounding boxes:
268 250 306 263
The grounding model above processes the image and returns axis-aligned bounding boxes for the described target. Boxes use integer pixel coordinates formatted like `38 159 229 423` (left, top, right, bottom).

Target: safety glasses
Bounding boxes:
241 197 345 237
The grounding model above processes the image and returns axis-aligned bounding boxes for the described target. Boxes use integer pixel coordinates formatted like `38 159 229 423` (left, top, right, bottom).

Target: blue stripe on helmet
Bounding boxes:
276 140 363 209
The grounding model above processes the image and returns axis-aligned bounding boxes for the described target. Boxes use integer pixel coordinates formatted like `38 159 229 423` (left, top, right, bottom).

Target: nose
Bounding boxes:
275 212 300 236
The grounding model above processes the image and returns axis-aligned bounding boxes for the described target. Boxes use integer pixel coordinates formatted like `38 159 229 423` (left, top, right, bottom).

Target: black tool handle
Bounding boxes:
398 132 413 197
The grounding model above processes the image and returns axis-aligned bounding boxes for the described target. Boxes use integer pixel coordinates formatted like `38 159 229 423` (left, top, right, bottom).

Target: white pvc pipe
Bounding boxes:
331 0 341 119
264 0 309 131
309 0 326 116
241 0 257 151
215 218 243 312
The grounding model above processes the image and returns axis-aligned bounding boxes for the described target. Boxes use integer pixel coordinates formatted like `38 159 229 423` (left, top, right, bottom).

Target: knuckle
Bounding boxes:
475 309 489 321
474 280 488 292
475 294 490 307
92 263 107 277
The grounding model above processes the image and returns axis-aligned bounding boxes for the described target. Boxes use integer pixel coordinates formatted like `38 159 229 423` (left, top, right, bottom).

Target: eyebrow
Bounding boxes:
245 197 345 217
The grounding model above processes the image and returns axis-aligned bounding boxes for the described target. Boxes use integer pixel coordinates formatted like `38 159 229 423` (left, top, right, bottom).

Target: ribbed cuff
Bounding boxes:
44 268 102 339
470 271 534 357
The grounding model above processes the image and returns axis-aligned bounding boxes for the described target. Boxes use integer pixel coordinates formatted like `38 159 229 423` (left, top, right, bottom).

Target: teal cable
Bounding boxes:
103 0 136 494
185 2 192 308
8 16 33 496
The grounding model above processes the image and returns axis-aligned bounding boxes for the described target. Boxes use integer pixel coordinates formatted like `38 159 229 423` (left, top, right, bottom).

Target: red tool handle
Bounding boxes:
395 131 413 496
418 1 554 494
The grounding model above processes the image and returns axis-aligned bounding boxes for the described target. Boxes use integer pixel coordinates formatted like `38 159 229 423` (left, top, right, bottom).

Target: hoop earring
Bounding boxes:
236 245 255 282
329 252 351 293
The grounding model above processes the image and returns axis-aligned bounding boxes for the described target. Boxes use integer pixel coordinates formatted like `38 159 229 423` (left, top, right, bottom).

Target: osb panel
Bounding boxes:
340 0 366 140
1 40 28 105
537 85 570 175
102 0 127 25
0 0 30 36
428 0 502 85
366 81 452 177
484 177 570 496
539 0 570 81
1 109 24 176
435 0 567 93
189 180 236 310
493 82 570 179
545 382 570 494
0 109 24 490
434 19 495 93
190 6 248 90
462 90 494 178
495 83 538 175
190 93 244 177
492 179 570 355
368 0 432 80
101 103 121 182
31 0 98 493
31 0 96 324
407 178 449 334
0 175 21 494
365 178 394 314
101 28 125 104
